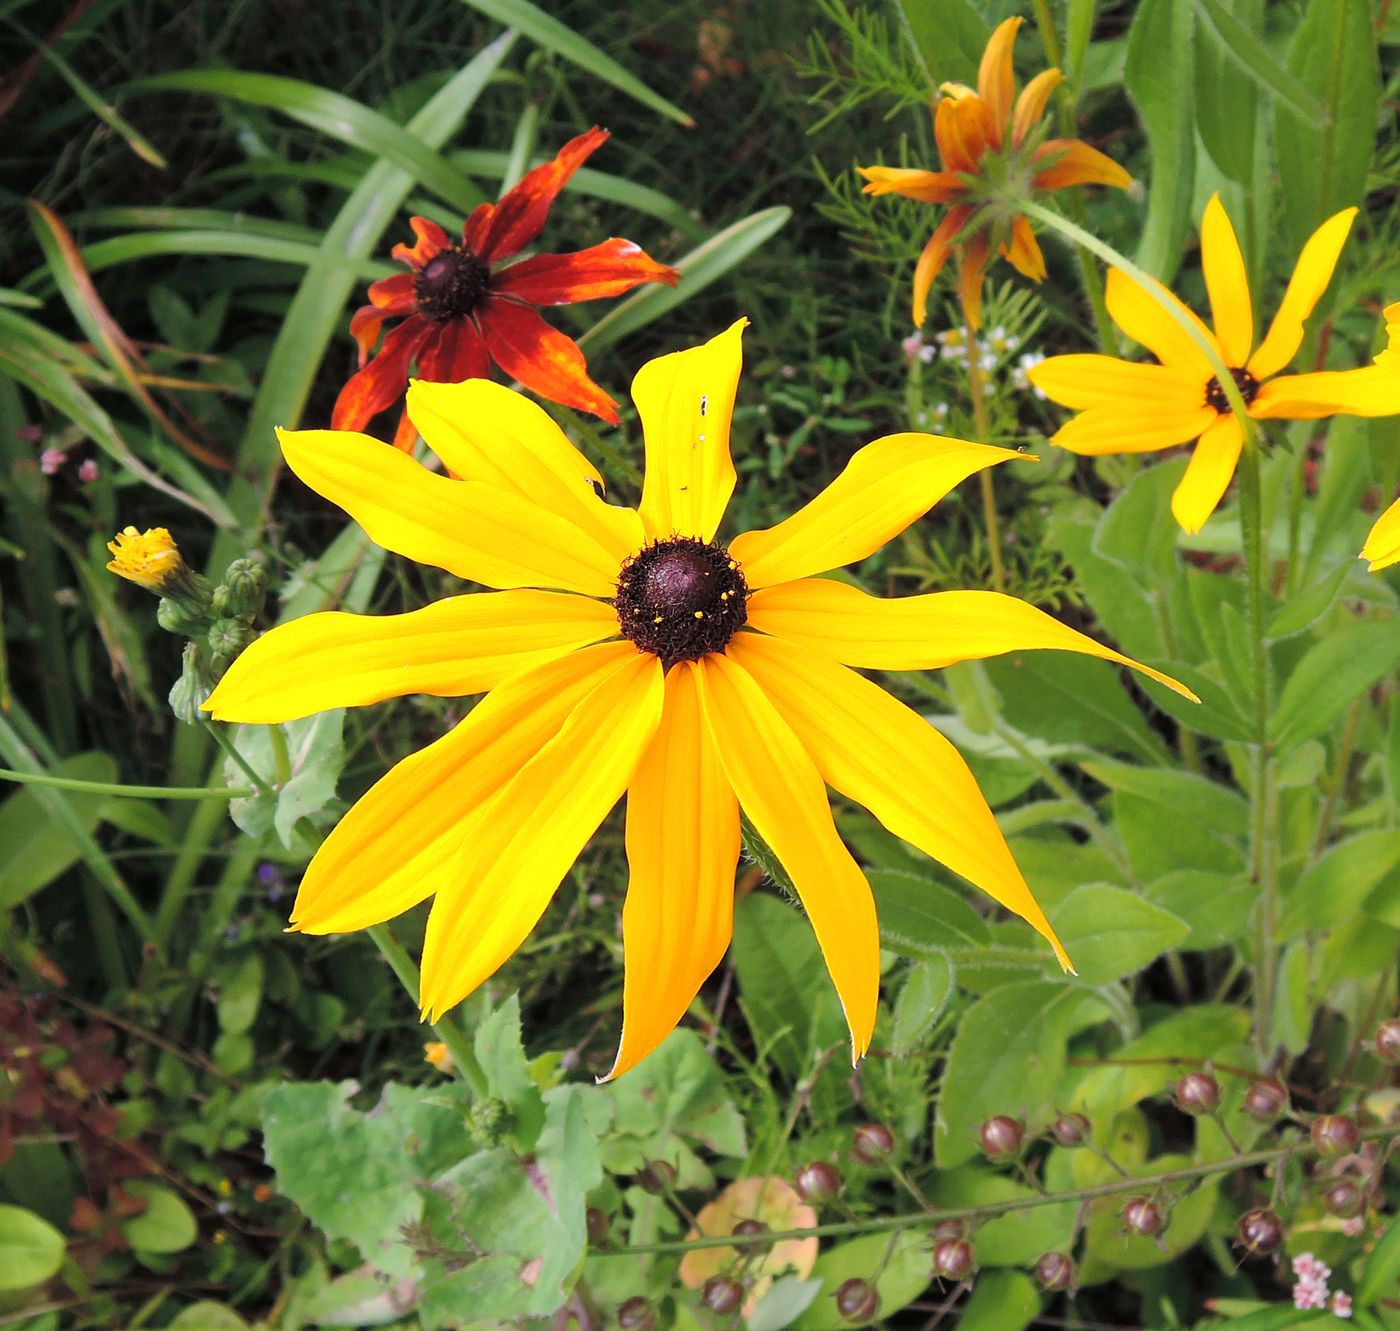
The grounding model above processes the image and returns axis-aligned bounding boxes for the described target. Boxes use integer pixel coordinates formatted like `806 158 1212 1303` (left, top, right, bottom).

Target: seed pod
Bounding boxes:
617 1296 656 1330
1374 1019 1400 1066
1052 1112 1091 1147
702 1276 745 1315
636 1159 677 1193
1243 1078 1288 1122
585 1207 610 1244
933 1237 977 1280
930 1219 966 1241
851 1122 896 1166
1123 1197 1165 1237
979 1114 1025 1160
1237 1208 1284 1256
795 1160 843 1205
1322 1179 1364 1218
732 1218 768 1239
1311 1115 1360 1158
835 1277 879 1323
1174 1071 1221 1115
1034 1251 1075 1292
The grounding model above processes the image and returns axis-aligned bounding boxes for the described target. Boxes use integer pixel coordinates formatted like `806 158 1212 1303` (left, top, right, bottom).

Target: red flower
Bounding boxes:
333 127 678 448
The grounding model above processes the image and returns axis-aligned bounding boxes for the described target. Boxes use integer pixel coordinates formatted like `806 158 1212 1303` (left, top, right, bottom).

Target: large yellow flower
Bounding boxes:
1030 197 1400 534
205 321 1191 1079
1362 301 1400 571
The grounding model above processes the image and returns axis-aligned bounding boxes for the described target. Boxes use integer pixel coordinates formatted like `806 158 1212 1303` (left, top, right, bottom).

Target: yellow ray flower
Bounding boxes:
106 526 184 593
205 320 1194 1080
1362 302 1400 571
1030 197 1400 534
858 16 1131 328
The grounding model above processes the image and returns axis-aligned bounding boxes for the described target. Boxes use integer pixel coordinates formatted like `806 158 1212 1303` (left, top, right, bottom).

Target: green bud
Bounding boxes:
169 643 216 724
207 618 254 672
218 558 269 618
157 597 212 636
466 1097 510 1148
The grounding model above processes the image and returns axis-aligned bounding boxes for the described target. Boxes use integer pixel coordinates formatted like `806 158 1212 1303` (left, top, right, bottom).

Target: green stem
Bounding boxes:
618 1124 1399 1256
366 922 489 1099
154 794 229 948
268 723 292 788
0 768 248 799
965 324 1006 591
200 720 276 800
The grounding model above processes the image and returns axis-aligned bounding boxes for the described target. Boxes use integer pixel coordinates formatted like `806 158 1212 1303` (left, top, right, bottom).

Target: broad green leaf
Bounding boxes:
1192 0 1260 183
1147 869 1254 949
1049 884 1190 985
891 954 953 1056
1081 1155 1220 1274
0 1204 65 1291
72 231 390 282
955 1270 1042 1331
120 1181 198 1254
1082 760 1248 838
869 867 990 956
224 710 345 851
1281 831 1400 939
792 1231 933 1330
1357 1212 1400 1306
929 1168 1074 1267
1270 621 1400 752
1267 560 1352 640
474 994 545 1152
1194 0 1320 122
1123 0 1196 280
0 752 114 910
167 1303 250 1330
893 0 989 86
216 953 264 1037
1269 940 1311 1055
748 1277 823 1331
1114 789 1243 881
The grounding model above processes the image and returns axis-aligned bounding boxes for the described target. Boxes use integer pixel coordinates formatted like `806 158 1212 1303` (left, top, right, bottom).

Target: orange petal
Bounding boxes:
976 16 1022 144
934 93 992 173
857 165 965 204
390 216 450 269
477 297 619 423
1001 214 1046 282
1012 67 1063 147
912 205 972 327
958 231 993 330
330 316 432 433
492 238 677 305
1032 138 1132 192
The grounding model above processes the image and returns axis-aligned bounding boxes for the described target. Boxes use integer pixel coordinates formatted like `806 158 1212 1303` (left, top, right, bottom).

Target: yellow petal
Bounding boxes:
1200 194 1254 367
693 652 879 1062
746 577 1197 700
1250 366 1400 420
1052 403 1216 455
977 16 1021 142
1362 495 1400 572
729 433 1027 589
1001 215 1046 282
1248 207 1357 380
1105 267 1221 378
419 650 664 1019
1012 67 1063 147
729 634 1070 970
290 641 639 935
1170 413 1243 534
636 319 746 541
405 378 645 563
1029 355 1205 410
277 427 622 596
604 664 739 1081
204 591 618 723
857 166 964 203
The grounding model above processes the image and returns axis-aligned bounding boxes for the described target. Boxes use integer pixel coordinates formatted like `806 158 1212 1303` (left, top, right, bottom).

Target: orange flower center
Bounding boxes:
414 245 491 321
1204 366 1260 414
614 537 748 663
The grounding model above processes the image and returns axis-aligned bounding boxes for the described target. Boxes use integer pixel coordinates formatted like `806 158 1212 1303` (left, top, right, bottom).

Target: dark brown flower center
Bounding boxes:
414 245 491 321
615 537 748 663
1204 366 1260 414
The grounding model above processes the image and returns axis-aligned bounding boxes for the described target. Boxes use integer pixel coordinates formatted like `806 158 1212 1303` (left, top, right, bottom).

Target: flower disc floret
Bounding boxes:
615 537 748 662
414 246 491 321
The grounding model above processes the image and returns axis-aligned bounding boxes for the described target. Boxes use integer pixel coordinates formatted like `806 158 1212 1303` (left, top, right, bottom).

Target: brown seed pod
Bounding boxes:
585 1207 610 1245
835 1277 879 1323
1174 1071 1221 1115
1123 1197 1165 1237
731 1218 768 1239
617 1296 657 1330
1311 1115 1360 1158
1374 1018 1400 1066
1322 1179 1364 1219
1034 1251 1076 1292
1237 1208 1284 1256
979 1114 1025 1160
1243 1077 1289 1122
636 1159 677 1193
851 1122 896 1166
701 1276 745 1315
1052 1112 1091 1147
795 1160 843 1205
933 1237 977 1280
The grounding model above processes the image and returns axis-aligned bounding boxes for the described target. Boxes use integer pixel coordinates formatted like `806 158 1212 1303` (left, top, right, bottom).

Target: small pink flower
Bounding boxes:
1341 1216 1364 1237
18 424 44 442
78 458 99 484
1293 1278 1328 1311
1331 1290 1353 1319
902 332 925 360
40 447 65 476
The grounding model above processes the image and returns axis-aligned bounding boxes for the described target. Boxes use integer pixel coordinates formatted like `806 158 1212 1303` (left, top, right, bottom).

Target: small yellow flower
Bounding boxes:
1362 302 1400 572
1030 198 1400 534
423 1041 454 1072
205 321 1193 1079
858 17 1131 328
106 526 184 593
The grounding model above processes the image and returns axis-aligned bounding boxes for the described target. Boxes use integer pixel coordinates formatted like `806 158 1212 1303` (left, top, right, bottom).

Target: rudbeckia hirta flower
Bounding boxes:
857 16 1130 328
205 321 1192 1079
333 126 677 449
1362 301 1400 571
1030 197 1400 534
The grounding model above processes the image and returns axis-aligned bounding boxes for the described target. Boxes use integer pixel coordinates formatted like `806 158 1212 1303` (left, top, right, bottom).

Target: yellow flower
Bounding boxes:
423 1041 454 1072
858 17 1131 328
1030 197 1400 534
205 320 1192 1079
106 526 185 593
1362 302 1400 572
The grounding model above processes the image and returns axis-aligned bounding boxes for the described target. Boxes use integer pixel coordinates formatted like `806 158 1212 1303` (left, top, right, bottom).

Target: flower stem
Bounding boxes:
366 922 490 1099
0 767 250 800
964 323 1006 591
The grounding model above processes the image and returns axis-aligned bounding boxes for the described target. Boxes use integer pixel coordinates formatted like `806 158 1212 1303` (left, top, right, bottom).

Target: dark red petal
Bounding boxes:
330 315 433 432
417 321 490 382
478 297 619 423
475 126 610 264
366 272 416 307
390 216 450 269
391 406 420 452
491 238 679 306
462 201 496 254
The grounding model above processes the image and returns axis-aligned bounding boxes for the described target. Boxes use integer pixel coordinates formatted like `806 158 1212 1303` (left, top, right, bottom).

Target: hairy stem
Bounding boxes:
965 323 1006 590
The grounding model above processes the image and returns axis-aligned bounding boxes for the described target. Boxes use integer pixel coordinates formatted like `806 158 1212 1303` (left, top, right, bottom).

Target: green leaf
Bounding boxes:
1280 831 1400 940
474 994 545 1152
955 1270 1042 1331
1048 884 1190 985
792 1230 933 1330
1081 1155 1220 1274
454 0 691 126
167 1303 250 1330
1123 0 1196 280
119 1181 198 1254
0 1204 65 1291
929 1168 1074 1267
1192 0 1260 183
1080 761 1248 840
1357 1212 1400 1306
1275 0 1381 253
936 981 1085 1167
891 954 953 1056
869 867 990 956
216 953 264 1036
225 710 345 851
1270 941 1312 1055
893 0 989 86
1147 869 1254 949
1193 0 1321 122
1271 621 1400 752
1267 560 1352 640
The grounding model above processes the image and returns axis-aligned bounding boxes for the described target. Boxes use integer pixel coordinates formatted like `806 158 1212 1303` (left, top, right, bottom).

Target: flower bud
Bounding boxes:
1052 1112 1091 1147
795 1160 842 1205
466 1096 508 1148
933 1237 976 1280
168 642 215 724
1123 1197 1165 1237
732 1218 768 1239
617 1296 656 1330
1034 1251 1075 1292
1174 1071 1221 1116
1237 1208 1284 1256
1322 1179 1364 1218
1243 1078 1288 1122
1311 1115 1359 1158
701 1276 745 1315
834 1277 879 1323
217 557 269 618
636 1160 677 1193
979 1114 1025 1160
851 1123 895 1166
1374 1019 1400 1066
585 1207 610 1244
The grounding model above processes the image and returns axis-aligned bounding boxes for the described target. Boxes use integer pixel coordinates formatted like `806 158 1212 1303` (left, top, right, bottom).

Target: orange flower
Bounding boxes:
333 127 677 449
858 17 1130 328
